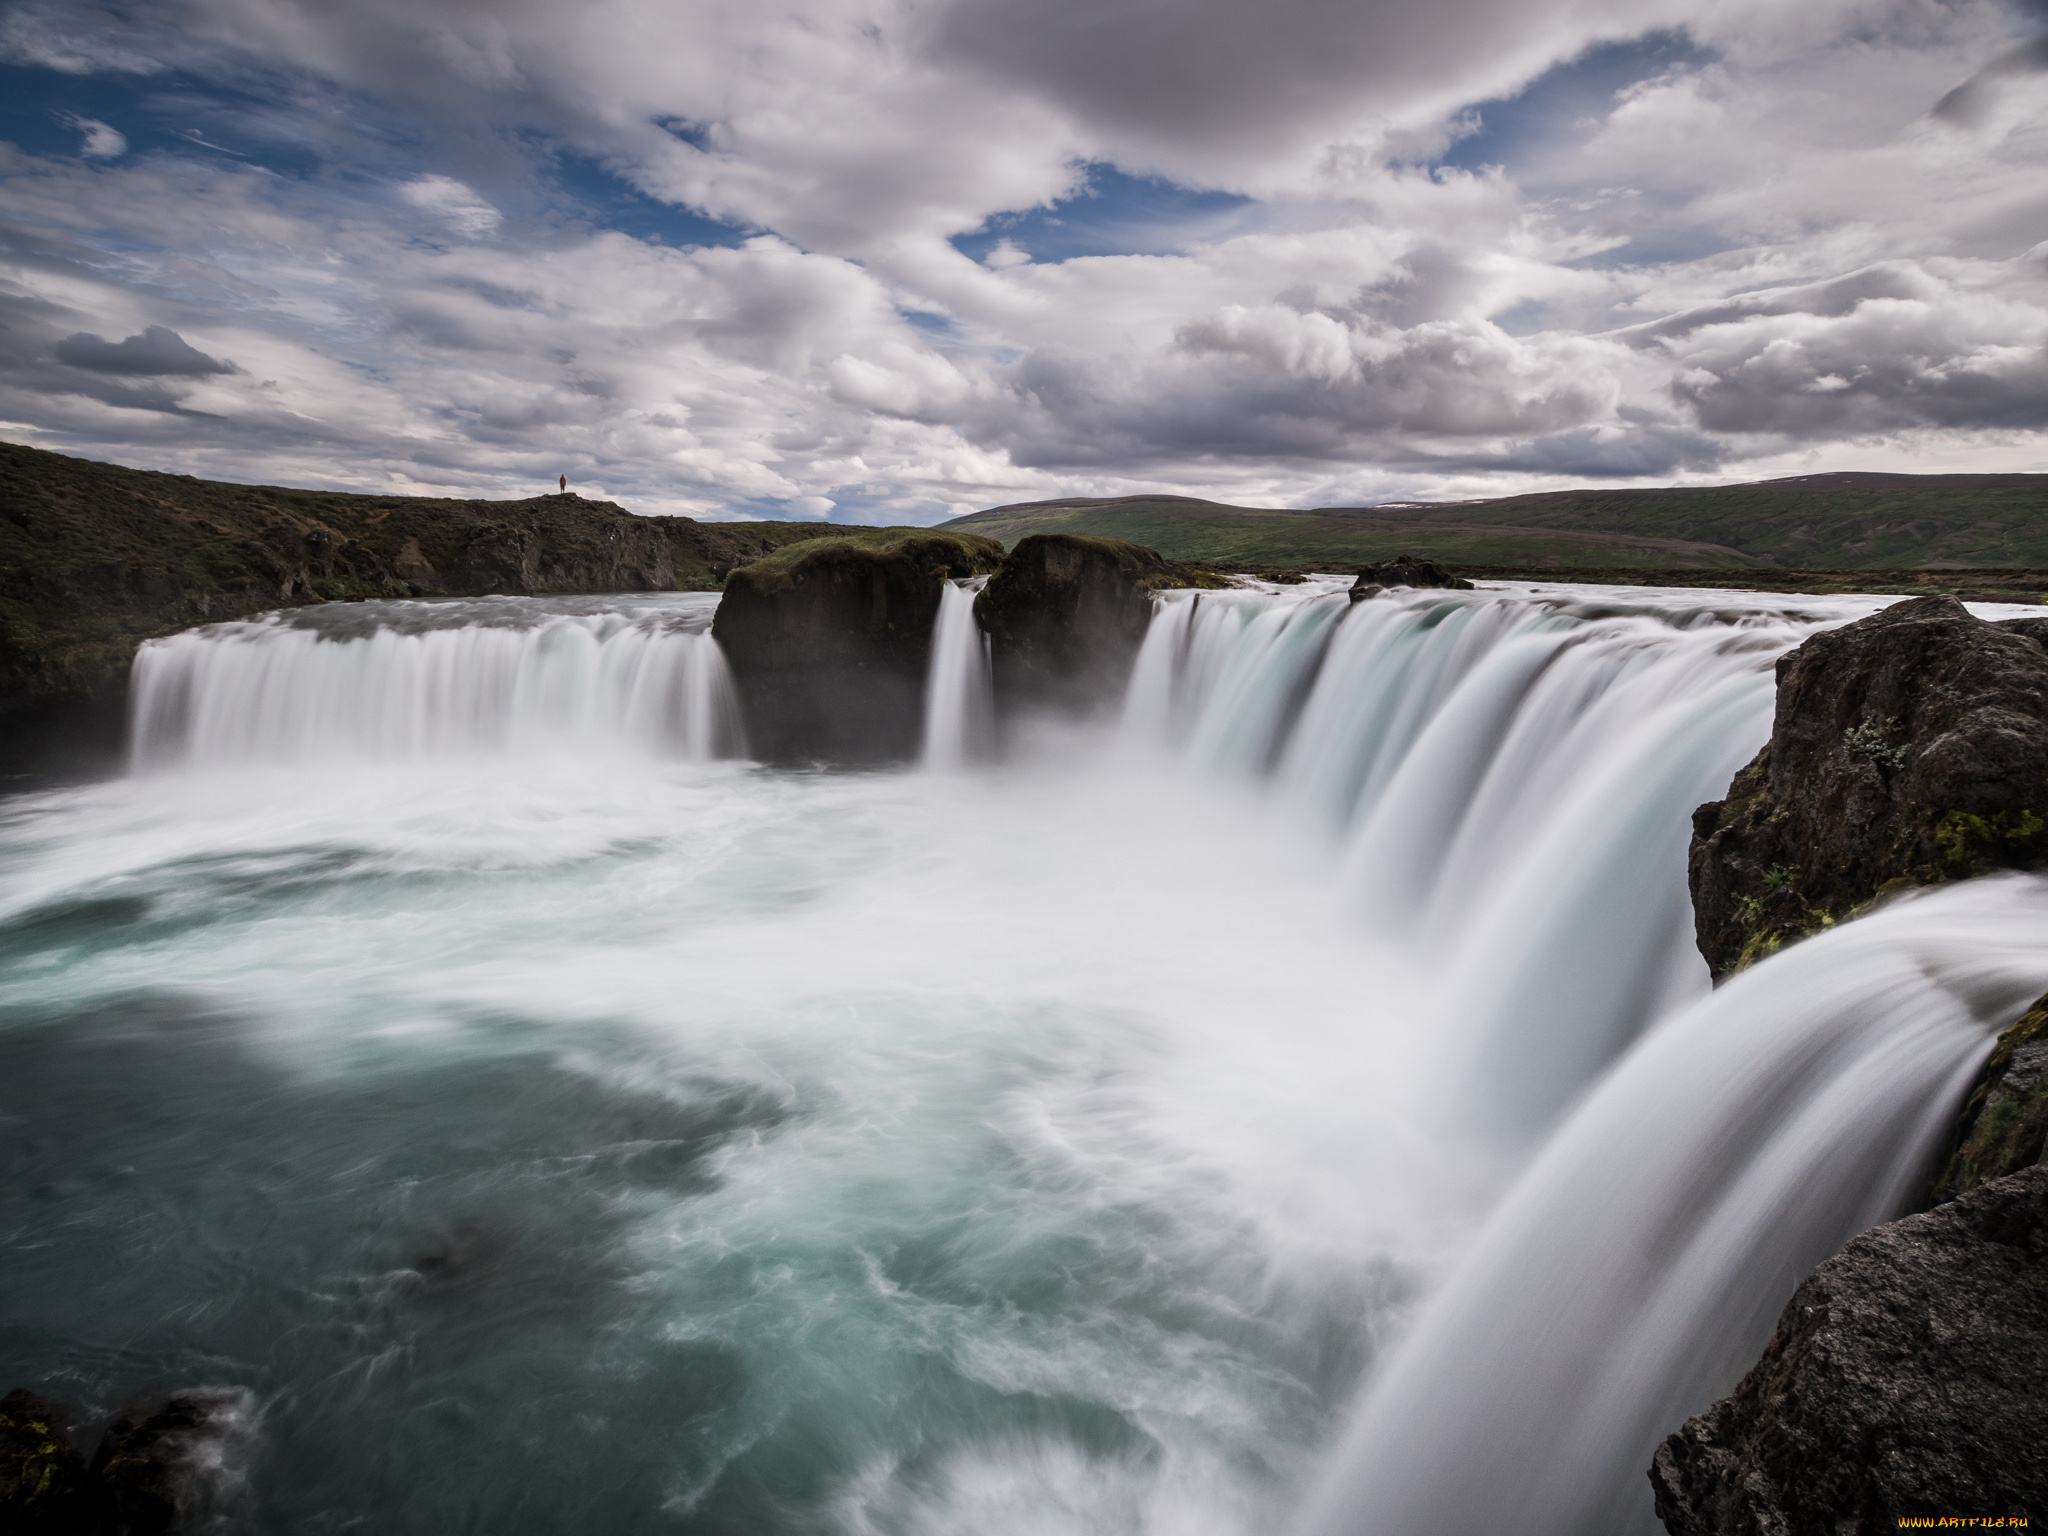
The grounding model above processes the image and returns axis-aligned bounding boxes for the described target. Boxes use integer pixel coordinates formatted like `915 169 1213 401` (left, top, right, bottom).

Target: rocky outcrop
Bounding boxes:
1347 555 1475 599
0 440 884 772
1650 1164 2048 1533
974 534 1225 716
1935 992 2048 1201
1688 596 2048 977
712 530 1003 761
1 1386 243 1534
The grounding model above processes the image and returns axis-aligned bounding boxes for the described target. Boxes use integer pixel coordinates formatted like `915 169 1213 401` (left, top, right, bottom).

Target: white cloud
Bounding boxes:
398 174 502 238
0 0 2046 515
59 114 126 158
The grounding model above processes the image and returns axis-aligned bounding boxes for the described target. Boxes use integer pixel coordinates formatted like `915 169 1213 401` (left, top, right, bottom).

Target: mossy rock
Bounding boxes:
0 1389 93 1532
1935 996 2048 1201
1689 598 2048 978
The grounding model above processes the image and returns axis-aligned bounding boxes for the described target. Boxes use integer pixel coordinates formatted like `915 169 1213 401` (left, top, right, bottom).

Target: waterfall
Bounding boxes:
920 576 993 771
128 593 745 770
63 573 2042 1533
1120 579 2047 1535
1126 581 1805 1126
1290 876 2048 1536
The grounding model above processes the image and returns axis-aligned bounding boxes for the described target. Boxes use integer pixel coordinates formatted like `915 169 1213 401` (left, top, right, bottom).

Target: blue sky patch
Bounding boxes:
950 163 1255 266
1438 30 1712 177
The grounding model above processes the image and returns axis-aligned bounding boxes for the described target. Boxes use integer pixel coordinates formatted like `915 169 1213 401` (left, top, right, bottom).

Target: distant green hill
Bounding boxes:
941 473 2048 570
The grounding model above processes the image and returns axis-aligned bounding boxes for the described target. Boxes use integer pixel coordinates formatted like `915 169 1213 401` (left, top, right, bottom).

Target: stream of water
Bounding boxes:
2 578 2040 1534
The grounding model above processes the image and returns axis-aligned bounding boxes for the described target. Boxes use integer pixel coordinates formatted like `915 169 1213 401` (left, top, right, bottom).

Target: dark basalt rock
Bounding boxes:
1649 1164 2048 1533
974 534 1223 716
1688 596 2048 978
713 530 1002 761
91 1391 244 1535
1348 556 1474 598
1934 991 2048 1201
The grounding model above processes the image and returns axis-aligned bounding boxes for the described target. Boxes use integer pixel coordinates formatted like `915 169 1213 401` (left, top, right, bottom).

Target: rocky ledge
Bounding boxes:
712 529 1003 761
1689 596 2048 978
974 533 1227 716
1347 555 1475 599
1650 1164 2048 1532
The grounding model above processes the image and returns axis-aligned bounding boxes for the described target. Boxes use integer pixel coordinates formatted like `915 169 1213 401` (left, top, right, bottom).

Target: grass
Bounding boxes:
944 473 2048 571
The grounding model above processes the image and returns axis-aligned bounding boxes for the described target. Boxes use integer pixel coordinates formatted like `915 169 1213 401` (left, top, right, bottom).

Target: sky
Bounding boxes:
2 0 2048 522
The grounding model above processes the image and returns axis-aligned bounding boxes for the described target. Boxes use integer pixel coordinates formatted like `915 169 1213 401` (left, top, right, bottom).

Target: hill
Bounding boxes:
942 473 2048 570
0 441 870 760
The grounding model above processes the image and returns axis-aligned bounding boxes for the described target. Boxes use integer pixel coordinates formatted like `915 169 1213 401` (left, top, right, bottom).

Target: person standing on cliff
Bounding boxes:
558 474 566 493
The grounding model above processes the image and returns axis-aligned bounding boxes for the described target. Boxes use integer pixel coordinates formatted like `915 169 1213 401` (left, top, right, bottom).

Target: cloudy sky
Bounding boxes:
2 0 2047 521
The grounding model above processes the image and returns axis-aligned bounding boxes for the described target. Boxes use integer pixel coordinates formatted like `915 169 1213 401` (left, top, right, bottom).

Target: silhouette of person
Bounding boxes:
558 474 567 493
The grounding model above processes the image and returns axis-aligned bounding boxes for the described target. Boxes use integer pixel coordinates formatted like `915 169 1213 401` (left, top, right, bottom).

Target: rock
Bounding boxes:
1348 556 1473 597
0 1386 246 1535
90 1390 245 1536
1688 596 2048 977
1649 1164 2048 1533
1935 991 2048 1201
712 530 1003 761
974 534 1222 716
1 1389 94 1532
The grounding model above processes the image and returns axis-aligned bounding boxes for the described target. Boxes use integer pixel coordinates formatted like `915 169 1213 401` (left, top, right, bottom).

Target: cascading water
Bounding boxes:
128 592 744 769
3 575 2040 1535
920 576 993 770
1288 876 2048 1536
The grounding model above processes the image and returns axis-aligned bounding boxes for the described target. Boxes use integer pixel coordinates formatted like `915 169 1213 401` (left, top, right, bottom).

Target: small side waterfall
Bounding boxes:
920 576 993 771
129 594 745 769
1290 876 2048 1536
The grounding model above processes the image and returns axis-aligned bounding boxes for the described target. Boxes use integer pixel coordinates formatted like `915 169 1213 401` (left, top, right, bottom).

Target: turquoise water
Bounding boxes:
0 755 1438 1533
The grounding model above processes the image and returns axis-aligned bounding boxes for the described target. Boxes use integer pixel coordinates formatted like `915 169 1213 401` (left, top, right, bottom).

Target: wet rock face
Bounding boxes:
713 532 1001 761
1689 596 2048 977
1347 555 1474 598
975 534 1206 715
1650 1164 2048 1534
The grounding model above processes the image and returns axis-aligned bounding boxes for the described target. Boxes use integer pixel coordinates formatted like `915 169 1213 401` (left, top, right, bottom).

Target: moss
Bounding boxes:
0 1397 87 1513
1932 807 2048 871
728 528 1005 595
